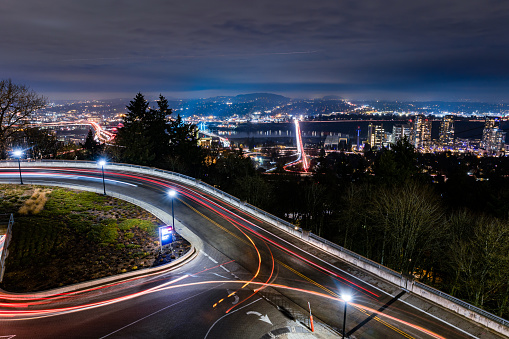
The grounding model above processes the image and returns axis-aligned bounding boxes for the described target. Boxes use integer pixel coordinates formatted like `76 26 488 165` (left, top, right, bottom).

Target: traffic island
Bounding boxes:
0 184 190 292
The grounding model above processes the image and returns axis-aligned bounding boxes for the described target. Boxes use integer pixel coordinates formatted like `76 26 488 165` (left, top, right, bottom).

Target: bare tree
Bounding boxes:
448 215 509 313
370 182 444 275
0 79 46 157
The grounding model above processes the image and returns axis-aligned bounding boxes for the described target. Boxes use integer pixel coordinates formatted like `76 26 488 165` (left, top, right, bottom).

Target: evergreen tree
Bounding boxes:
114 93 203 173
115 93 157 165
82 129 102 159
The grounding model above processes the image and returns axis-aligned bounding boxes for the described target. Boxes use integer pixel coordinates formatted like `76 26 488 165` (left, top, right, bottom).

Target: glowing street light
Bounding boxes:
12 149 23 185
98 160 106 195
168 189 177 228
342 294 352 339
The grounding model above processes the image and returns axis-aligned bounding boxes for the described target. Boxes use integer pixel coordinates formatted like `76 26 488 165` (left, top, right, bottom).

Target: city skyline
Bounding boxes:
3 0 509 102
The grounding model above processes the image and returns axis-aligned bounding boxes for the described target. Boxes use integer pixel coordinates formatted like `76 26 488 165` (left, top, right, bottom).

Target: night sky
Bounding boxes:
2 0 509 101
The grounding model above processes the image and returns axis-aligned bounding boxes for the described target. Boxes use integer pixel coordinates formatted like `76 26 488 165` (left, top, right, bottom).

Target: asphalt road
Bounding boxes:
0 166 497 339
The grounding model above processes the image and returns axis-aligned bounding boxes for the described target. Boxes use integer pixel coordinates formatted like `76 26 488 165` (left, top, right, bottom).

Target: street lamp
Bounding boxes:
168 189 177 228
98 160 106 195
13 149 23 185
342 294 352 339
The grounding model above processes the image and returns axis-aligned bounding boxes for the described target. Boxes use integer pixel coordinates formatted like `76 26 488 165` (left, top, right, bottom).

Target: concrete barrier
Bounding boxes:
1 160 508 336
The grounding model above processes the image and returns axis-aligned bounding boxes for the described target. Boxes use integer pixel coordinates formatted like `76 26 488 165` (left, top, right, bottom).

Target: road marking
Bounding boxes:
227 289 240 305
204 298 262 339
246 311 272 325
98 283 226 339
278 260 417 339
212 273 230 280
202 251 218 263
277 260 338 297
219 265 229 272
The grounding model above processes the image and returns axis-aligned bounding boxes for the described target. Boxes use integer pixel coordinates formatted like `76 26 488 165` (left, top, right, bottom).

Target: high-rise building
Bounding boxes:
368 123 385 149
439 115 455 149
482 117 506 154
411 115 432 150
391 124 412 143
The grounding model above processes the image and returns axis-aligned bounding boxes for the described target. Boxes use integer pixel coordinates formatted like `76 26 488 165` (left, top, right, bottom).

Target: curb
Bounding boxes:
0 182 202 297
0 246 197 297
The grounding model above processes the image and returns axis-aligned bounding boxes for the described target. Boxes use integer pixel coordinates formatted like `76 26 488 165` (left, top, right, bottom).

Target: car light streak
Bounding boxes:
148 280 447 339
0 279 446 338
181 199 267 312
56 168 378 300
0 274 190 319
225 238 276 314
0 168 452 338
0 171 137 187
294 119 309 172
0 250 199 305
190 260 235 277
169 182 379 298
0 168 378 300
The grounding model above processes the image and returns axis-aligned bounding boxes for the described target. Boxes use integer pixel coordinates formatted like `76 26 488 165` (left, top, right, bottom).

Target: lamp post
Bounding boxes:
98 160 106 195
342 294 352 339
13 149 23 185
168 189 177 228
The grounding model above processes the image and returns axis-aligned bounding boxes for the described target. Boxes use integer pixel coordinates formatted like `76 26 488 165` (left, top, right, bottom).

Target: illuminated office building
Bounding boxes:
482 117 506 154
412 115 432 150
439 115 455 149
368 123 385 149
391 124 412 143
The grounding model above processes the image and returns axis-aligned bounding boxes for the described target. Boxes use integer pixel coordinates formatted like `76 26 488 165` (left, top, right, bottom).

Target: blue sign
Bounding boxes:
159 225 174 247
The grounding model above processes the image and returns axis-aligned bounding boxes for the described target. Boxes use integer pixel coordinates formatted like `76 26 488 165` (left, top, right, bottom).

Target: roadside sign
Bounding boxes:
159 225 174 247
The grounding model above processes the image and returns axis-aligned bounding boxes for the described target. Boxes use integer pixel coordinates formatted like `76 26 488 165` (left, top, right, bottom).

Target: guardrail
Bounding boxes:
1 159 508 335
0 213 14 282
308 233 403 280
414 282 509 328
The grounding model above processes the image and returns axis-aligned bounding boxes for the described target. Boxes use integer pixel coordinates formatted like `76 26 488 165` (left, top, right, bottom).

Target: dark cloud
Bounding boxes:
2 0 509 101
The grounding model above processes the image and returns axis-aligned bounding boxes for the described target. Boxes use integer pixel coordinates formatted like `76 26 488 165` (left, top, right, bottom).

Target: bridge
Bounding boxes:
31 120 115 143
266 119 309 173
196 122 231 147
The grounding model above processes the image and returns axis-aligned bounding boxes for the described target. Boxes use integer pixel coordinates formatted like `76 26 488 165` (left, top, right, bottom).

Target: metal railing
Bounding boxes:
415 281 509 327
308 233 403 279
0 159 508 329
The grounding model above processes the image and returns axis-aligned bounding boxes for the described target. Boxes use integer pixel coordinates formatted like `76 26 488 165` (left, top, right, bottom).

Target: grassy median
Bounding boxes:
0 184 189 292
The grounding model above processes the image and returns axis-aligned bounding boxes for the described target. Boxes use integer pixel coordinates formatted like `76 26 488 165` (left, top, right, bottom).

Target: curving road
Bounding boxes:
0 165 500 339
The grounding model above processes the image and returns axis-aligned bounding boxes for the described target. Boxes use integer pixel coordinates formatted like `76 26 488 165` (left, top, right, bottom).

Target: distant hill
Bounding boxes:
321 95 343 100
233 93 290 103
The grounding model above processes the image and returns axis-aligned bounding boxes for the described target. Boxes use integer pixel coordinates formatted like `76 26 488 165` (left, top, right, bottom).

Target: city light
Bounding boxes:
13 149 23 158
